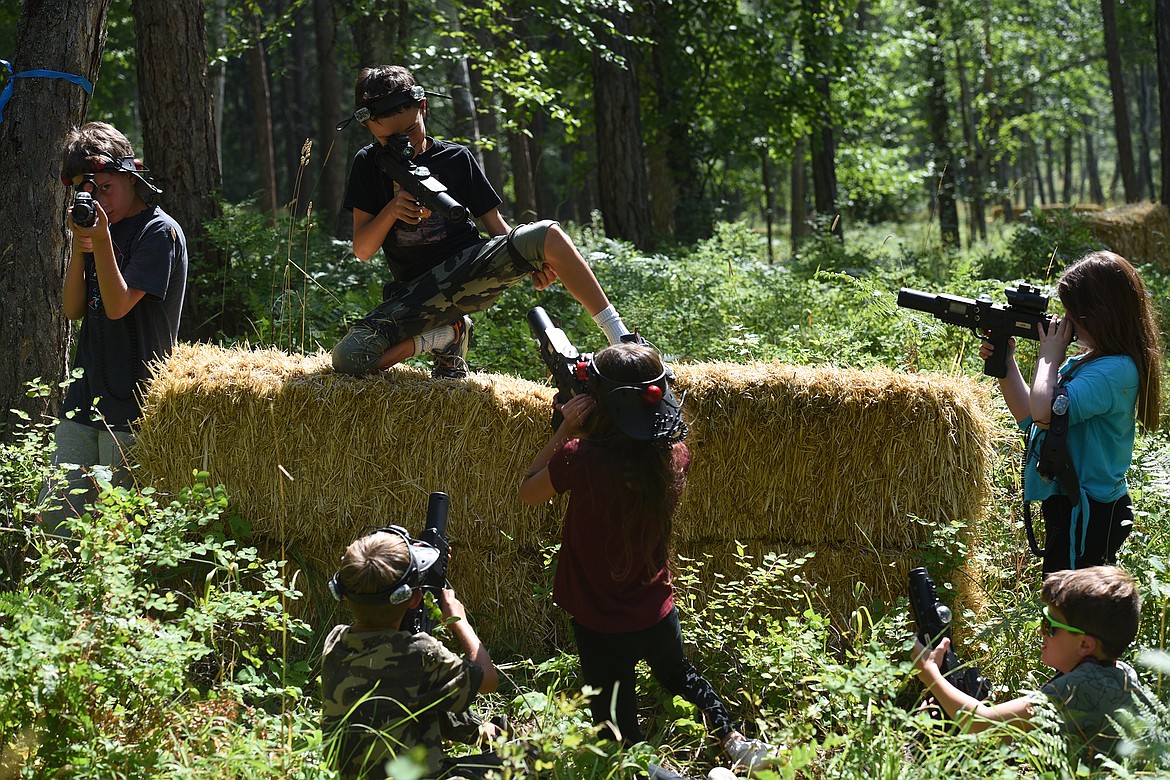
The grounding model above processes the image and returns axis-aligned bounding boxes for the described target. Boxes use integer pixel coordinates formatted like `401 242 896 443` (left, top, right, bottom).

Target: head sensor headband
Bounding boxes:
336 85 451 131
59 154 163 196
328 525 442 605
588 361 687 443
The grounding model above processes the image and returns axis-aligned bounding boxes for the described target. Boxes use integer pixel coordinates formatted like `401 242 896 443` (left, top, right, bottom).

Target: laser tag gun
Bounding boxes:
896 283 1060 378
71 174 98 228
402 491 452 636
374 133 469 224
527 306 593 430
909 566 991 701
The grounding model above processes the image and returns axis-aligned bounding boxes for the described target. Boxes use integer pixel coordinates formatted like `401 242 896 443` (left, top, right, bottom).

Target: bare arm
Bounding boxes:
914 638 1034 734
980 337 1031 423
440 589 498 693
62 240 89 321
478 208 510 237
518 394 594 505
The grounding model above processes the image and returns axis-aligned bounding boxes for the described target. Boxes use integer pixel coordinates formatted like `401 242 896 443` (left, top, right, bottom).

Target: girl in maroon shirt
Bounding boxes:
520 342 777 775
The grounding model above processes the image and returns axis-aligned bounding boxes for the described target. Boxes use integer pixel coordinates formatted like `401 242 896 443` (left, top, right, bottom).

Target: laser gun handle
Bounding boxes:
982 331 1011 379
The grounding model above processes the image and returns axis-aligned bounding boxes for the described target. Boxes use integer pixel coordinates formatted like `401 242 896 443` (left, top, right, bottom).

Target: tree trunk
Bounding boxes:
791 137 811 253
1044 136 1057 205
1101 0 1138 202
954 43 986 242
1084 123 1105 205
467 50 506 205
0 0 110 441
509 126 538 223
314 0 346 235
132 0 225 339
1062 135 1074 203
922 0 959 249
248 12 279 218
591 11 653 249
1136 64 1155 200
762 148 776 264
1158 0 1170 206
208 0 228 177
802 0 842 239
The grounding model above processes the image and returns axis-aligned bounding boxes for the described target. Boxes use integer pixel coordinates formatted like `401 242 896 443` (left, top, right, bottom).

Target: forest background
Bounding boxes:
4 0 1170 777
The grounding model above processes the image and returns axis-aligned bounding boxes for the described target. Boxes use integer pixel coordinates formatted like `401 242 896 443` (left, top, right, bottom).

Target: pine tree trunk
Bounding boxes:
1158 0 1170 206
791 137 811 253
248 12 279 218
1084 123 1105 205
0 0 111 441
923 0 959 249
132 0 225 339
314 0 346 235
1102 0 1138 202
591 10 653 249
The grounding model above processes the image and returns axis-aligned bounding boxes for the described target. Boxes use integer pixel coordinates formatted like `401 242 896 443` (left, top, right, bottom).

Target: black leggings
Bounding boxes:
571 607 737 743
1041 493 1133 574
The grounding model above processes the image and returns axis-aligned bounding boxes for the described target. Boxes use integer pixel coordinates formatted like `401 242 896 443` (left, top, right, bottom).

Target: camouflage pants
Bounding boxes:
332 220 554 376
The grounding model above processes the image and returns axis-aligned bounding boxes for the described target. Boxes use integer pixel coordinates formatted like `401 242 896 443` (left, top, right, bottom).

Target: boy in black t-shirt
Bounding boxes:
44 122 187 529
333 65 632 379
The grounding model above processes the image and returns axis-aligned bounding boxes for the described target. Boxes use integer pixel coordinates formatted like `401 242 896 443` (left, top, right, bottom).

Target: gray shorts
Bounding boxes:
332 220 555 376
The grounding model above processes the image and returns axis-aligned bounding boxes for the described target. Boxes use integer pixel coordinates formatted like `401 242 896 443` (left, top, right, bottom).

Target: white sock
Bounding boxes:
592 305 631 345
412 324 457 355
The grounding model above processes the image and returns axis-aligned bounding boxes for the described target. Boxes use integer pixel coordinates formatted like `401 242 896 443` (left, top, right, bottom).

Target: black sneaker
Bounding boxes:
432 315 473 379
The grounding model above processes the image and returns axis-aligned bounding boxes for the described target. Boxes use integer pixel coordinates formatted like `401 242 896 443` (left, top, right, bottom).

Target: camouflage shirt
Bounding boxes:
321 624 484 779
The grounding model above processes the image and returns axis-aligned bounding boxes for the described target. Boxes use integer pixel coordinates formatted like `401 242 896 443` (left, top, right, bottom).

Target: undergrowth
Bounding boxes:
5 210 1170 777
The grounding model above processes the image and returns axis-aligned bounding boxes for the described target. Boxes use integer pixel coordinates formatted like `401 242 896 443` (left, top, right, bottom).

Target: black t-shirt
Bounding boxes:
343 138 502 282
62 205 187 431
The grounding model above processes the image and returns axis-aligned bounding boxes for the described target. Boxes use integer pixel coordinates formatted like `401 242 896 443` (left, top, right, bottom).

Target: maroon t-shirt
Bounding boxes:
547 438 689 633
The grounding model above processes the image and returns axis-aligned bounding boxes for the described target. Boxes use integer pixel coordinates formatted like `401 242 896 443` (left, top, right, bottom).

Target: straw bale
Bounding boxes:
1086 202 1170 266
135 344 996 657
672 362 995 549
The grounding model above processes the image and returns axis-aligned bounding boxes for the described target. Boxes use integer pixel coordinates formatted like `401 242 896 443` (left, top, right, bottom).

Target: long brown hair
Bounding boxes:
582 343 685 581
1058 251 1163 430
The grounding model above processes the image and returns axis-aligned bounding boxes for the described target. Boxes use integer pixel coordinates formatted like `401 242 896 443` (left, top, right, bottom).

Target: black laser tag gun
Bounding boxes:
71 174 98 228
909 566 991 701
896 283 1060 378
402 491 452 636
527 306 593 430
374 133 469 224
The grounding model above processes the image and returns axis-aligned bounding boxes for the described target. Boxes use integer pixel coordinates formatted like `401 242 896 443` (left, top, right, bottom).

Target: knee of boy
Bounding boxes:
508 219 559 268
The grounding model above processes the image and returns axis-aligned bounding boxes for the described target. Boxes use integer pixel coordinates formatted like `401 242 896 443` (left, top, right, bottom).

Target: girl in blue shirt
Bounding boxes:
982 251 1162 572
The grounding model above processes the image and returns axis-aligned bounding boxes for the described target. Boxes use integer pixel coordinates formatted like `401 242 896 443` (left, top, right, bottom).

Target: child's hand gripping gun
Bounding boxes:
896 283 1061 378
402 491 452 636
527 306 593 430
909 566 991 701
374 133 469 224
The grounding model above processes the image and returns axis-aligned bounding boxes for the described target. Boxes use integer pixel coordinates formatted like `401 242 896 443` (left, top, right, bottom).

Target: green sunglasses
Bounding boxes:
1041 606 1086 637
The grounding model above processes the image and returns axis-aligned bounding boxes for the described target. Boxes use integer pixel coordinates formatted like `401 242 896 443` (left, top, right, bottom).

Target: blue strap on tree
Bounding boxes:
0 59 94 124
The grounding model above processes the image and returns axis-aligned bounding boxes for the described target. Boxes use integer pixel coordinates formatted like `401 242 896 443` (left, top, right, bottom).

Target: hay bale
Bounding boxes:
134 345 995 655
1086 202 1170 266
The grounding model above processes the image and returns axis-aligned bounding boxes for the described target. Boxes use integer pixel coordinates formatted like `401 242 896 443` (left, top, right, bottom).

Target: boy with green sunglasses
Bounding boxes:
913 566 1157 764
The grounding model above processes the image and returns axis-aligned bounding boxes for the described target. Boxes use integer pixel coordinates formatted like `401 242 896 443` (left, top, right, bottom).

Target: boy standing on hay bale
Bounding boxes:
43 122 187 530
321 527 504 779
914 566 1156 765
332 64 632 380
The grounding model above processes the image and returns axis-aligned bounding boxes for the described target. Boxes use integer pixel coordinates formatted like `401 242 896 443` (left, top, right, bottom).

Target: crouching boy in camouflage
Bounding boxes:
321 527 503 779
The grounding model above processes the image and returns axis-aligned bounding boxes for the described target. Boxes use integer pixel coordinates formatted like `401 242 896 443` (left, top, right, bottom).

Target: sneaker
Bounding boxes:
431 315 473 379
724 737 778 775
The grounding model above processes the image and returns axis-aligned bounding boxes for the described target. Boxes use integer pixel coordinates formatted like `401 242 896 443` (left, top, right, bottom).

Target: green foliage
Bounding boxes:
979 209 1104 283
202 201 382 350
0 450 321 777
